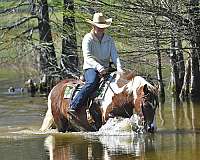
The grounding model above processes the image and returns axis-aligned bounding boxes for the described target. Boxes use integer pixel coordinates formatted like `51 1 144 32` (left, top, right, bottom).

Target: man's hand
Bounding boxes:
99 68 109 77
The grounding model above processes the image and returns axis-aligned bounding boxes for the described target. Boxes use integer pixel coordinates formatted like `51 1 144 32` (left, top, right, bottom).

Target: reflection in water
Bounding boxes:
44 133 158 160
190 102 200 131
98 135 149 159
170 98 200 131
158 102 165 127
43 116 157 160
44 134 104 160
0 136 48 160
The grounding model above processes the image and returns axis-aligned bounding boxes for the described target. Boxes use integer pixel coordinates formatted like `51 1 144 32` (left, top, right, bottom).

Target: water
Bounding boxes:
0 70 200 160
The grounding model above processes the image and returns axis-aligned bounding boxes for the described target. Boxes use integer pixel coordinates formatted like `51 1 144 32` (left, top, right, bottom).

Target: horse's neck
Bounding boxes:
100 83 128 119
100 76 148 103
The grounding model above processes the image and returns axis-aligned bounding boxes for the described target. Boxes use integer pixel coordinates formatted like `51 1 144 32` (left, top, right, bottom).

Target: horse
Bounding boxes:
40 70 158 133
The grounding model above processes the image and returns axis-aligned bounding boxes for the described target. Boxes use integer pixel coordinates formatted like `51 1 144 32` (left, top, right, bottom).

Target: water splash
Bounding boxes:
97 114 144 135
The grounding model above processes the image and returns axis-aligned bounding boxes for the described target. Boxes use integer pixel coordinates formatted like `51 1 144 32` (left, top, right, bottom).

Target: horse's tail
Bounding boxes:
40 91 54 132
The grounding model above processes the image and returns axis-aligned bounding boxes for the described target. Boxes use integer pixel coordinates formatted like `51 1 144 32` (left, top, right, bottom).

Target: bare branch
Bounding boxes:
0 15 38 31
0 0 29 15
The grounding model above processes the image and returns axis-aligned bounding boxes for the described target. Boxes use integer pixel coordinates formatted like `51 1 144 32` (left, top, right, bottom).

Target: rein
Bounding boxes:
142 92 158 110
98 73 117 99
105 80 116 94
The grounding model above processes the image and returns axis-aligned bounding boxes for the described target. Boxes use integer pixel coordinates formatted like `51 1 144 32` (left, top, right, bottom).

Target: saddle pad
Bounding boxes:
64 84 82 99
64 85 74 99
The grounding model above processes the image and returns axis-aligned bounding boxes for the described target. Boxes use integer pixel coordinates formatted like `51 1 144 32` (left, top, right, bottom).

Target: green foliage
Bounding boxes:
0 1 16 9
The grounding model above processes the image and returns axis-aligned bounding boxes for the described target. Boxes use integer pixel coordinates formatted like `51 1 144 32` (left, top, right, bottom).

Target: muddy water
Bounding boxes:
0 71 200 160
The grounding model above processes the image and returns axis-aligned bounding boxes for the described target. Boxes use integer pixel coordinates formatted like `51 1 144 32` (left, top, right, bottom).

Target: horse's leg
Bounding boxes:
90 102 102 130
40 94 54 131
56 115 69 132
92 110 102 130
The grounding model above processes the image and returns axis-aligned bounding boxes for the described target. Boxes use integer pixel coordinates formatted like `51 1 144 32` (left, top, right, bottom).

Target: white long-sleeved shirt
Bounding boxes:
82 32 123 73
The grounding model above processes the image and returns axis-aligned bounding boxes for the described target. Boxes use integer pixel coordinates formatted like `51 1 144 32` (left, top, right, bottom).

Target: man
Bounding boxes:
68 12 123 114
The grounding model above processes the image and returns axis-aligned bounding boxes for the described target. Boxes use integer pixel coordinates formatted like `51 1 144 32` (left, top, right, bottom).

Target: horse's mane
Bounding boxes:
116 70 136 88
126 76 158 96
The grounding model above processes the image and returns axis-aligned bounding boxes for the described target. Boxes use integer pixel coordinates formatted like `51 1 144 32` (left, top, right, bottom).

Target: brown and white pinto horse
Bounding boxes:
40 71 158 133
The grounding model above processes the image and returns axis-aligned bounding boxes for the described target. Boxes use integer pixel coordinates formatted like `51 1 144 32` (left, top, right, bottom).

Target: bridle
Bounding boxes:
140 91 158 131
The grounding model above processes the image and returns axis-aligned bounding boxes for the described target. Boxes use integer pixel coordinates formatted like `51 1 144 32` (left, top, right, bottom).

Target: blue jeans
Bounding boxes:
70 68 100 110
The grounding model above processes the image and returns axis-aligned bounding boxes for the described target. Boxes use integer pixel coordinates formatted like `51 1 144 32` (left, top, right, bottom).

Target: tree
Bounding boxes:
1 0 200 101
38 0 58 94
189 0 200 100
61 0 79 76
96 0 200 101
38 0 57 68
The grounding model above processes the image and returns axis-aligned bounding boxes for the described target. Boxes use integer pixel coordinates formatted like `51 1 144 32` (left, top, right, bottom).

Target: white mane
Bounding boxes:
126 76 155 103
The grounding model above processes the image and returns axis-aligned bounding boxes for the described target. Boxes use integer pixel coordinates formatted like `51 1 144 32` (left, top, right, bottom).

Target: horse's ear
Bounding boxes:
143 84 149 94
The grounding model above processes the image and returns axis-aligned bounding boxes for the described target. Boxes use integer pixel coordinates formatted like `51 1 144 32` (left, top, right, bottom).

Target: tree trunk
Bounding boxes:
167 0 185 99
190 48 200 99
169 32 184 99
38 0 57 94
61 0 79 77
156 47 165 103
189 0 200 101
180 57 191 100
176 39 185 88
169 34 179 98
153 17 165 102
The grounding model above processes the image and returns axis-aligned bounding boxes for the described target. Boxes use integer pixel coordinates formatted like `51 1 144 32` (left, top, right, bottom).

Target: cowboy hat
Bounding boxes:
86 13 112 28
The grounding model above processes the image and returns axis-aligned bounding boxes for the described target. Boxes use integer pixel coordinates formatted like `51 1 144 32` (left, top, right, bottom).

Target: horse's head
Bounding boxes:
136 84 158 133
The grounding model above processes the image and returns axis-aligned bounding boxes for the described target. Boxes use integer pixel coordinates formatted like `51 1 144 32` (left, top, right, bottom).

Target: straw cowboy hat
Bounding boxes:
86 13 112 28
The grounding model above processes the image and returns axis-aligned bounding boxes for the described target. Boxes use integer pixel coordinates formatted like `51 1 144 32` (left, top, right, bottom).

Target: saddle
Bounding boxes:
64 72 116 101
64 72 116 126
